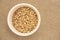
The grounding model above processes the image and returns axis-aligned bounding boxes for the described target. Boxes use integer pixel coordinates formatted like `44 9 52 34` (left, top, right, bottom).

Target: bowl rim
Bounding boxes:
7 3 41 36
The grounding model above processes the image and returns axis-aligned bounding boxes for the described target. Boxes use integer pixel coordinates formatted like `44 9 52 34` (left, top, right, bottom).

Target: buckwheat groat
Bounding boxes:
12 7 38 33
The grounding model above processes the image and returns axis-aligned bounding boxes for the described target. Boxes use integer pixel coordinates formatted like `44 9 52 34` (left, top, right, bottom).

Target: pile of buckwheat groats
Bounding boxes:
12 7 38 33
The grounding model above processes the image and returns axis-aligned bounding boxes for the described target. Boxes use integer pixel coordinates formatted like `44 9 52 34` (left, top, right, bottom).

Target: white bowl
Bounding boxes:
7 3 41 36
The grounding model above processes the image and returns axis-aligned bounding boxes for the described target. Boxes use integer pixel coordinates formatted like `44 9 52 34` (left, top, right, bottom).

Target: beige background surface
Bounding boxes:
0 0 60 40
